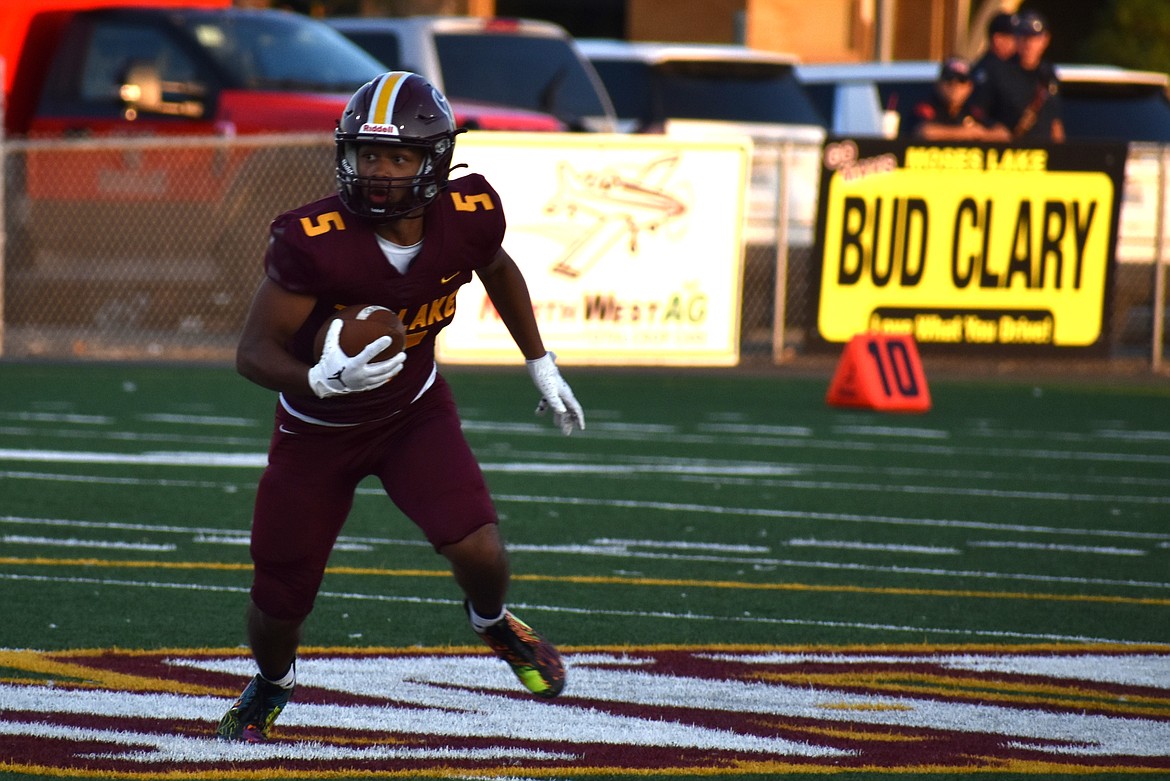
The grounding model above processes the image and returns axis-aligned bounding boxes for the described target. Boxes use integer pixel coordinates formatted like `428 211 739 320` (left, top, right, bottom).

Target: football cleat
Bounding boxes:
468 602 565 698
216 674 294 742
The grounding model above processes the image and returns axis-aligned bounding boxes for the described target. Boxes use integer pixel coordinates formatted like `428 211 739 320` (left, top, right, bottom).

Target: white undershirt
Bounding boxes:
376 234 423 274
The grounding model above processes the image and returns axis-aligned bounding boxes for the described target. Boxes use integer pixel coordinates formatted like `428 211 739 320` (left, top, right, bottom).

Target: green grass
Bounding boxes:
1 360 1169 779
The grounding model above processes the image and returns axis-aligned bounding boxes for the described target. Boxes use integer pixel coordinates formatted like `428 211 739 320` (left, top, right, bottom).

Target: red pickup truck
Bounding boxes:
1 0 562 342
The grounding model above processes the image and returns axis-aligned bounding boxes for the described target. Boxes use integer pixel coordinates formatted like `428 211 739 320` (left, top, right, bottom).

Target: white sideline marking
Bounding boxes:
591 538 771 553
0 515 428 551
831 425 950 439
0 428 267 447
491 494 1170 543
3 512 1163 590
188 534 371 552
1094 429 1170 443
2 448 1168 505
499 542 1170 590
9 415 1170 466
136 413 257 427
1 535 175 552
9 462 1170 499
0 470 238 489
969 540 1147 556
0 412 112 425
484 463 801 476
0 572 1151 646
673 473 1170 506
0 449 266 467
696 423 814 437
786 538 959 555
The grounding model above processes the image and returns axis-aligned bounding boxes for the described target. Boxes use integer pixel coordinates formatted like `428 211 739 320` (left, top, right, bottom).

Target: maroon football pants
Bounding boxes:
249 374 497 620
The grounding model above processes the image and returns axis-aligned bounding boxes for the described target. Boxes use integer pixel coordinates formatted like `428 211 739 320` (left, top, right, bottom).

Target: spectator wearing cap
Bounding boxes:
911 56 1011 141
982 11 1065 142
970 12 1018 131
1009 10 1064 141
986 12 1019 62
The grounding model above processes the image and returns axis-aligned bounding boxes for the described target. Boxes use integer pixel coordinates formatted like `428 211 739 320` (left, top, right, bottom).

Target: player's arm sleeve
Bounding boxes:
477 246 546 360
264 216 321 294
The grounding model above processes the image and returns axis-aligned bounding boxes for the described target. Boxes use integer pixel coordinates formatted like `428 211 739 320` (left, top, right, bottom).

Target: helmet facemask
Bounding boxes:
336 135 454 221
335 72 462 222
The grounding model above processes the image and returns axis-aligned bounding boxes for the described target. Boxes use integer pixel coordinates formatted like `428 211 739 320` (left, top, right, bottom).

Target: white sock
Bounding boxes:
261 663 296 690
467 603 507 633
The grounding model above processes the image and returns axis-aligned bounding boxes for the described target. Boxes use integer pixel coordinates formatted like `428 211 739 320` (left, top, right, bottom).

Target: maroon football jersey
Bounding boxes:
265 173 506 424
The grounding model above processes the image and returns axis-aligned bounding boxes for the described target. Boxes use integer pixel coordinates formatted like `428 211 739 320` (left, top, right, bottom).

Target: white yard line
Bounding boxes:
491 494 1170 543
2 447 1169 504
0 572 1152 646
7 513 1164 591
968 540 1147 556
785 538 960 555
2 535 176 552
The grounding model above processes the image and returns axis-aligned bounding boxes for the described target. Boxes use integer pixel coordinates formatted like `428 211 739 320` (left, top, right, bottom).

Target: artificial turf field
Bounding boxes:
0 359 1168 780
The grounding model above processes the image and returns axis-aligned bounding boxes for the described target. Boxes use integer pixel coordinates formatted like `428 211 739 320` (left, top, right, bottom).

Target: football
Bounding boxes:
313 305 406 362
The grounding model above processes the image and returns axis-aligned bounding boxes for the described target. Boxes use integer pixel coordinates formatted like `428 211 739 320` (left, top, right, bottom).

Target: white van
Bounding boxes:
795 60 1170 143
326 16 618 133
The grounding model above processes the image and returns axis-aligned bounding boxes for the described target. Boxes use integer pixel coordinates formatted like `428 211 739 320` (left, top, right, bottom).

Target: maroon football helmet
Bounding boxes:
335 71 463 220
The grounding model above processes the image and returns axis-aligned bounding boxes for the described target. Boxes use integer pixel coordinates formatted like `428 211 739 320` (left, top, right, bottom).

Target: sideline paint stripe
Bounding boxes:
0 573 1154 645
12 445 1170 490
491 494 1170 542
3 521 1169 591
136 413 256 427
0 449 265 467
7 491 1170 547
7 413 1170 462
4 556 1170 608
0 470 241 489
6 506 1169 550
2 535 175 552
785 538 959 555
682 474 1170 505
3 447 1170 503
969 540 1147 556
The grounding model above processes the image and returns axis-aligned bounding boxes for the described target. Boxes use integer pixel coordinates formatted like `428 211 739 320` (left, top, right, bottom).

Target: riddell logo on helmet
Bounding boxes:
361 123 400 135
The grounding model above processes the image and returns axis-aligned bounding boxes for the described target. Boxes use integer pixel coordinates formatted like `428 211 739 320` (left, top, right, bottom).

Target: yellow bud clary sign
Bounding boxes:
815 140 1126 349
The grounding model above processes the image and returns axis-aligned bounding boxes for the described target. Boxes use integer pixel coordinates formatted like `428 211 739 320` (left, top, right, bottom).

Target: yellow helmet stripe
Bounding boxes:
369 71 410 127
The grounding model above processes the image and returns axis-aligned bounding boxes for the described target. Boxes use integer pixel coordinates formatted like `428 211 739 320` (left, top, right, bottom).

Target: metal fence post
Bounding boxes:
1154 144 1168 373
771 140 791 365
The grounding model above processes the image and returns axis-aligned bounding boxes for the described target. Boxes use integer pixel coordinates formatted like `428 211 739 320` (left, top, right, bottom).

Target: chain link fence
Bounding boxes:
1 132 1167 367
1 133 335 361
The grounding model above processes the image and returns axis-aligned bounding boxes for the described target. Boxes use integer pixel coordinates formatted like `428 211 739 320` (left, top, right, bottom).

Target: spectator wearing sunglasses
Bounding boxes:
911 56 1011 141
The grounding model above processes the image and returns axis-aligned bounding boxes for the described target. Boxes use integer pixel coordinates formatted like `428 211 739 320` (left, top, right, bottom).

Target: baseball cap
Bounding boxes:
988 12 1016 36
1015 11 1048 36
939 56 972 83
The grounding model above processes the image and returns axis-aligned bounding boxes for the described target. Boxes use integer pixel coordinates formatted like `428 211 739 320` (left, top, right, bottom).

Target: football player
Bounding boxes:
217 71 583 743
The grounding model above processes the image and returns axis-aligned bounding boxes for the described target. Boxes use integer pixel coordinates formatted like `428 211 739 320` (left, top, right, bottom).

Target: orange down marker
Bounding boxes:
826 332 931 413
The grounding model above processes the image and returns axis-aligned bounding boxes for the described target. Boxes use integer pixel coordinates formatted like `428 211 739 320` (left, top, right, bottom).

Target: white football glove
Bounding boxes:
526 351 585 436
307 319 406 399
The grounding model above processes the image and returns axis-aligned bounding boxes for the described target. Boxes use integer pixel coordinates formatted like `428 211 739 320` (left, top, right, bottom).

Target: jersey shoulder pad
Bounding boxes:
443 173 502 215
265 195 353 293
272 194 352 248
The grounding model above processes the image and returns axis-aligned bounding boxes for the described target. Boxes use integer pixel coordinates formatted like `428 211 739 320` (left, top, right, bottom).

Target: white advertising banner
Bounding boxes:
437 132 751 366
